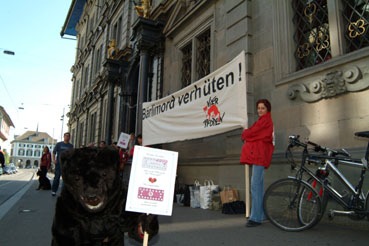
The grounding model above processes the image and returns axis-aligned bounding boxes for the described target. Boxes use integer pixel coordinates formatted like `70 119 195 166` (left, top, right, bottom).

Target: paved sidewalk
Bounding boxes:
0 175 368 246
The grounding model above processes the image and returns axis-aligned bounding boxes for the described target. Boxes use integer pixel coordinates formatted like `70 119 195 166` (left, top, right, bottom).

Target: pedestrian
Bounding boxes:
118 147 129 175
39 146 51 187
123 134 142 188
99 140 106 148
111 141 118 149
0 146 5 169
51 132 74 196
129 134 142 157
127 132 135 154
240 99 274 227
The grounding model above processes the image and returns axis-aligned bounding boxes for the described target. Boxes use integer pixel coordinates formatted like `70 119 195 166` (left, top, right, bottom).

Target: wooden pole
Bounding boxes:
143 231 149 246
245 165 250 218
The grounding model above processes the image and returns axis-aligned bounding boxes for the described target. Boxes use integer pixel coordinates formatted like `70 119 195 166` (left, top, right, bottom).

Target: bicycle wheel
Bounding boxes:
366 191 369 221
304 177 329 221
264 178 322 231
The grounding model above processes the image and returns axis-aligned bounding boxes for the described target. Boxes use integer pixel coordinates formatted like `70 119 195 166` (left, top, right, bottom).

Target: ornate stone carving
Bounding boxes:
287 66 368 102
134 0 151 19
107 39 119 59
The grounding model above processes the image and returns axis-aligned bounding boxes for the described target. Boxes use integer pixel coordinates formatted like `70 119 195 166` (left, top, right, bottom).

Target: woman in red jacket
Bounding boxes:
40 146 51 178
241 99 274 227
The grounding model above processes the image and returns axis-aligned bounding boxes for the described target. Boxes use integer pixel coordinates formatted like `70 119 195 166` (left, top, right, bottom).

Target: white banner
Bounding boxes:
142 51 247 146
125 146 178 216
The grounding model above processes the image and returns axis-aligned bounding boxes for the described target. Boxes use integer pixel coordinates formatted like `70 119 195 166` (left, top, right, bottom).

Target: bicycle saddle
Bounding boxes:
355 131 369 138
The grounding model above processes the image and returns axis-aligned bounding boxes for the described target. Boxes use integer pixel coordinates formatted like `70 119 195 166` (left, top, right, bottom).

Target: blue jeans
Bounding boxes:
249 165 265 223
52 162 61 193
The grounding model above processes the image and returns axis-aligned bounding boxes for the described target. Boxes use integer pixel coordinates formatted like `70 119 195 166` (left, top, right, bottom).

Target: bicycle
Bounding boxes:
263 131 369 231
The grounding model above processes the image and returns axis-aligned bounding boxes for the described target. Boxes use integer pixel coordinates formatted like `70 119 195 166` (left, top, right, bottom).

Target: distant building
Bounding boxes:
10 131 56 168
0 106 15 144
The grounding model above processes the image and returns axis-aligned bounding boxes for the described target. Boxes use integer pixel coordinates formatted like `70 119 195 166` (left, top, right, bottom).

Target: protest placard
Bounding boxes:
117 132 130 149
125 146 179 216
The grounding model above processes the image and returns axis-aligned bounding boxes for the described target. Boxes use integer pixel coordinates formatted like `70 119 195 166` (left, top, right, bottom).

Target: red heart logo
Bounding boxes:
149 177 157 183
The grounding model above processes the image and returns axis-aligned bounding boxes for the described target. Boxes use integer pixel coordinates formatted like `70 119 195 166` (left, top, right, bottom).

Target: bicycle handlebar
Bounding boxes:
288 135 350 157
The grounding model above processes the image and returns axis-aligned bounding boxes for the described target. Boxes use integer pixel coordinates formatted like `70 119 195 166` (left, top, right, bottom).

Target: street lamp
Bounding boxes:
1 48 15 56
60 107 65 140
3 50 15 55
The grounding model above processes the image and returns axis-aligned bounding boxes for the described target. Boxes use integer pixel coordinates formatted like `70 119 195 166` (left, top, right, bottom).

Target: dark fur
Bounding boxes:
36 170 51 190
51 147 159 245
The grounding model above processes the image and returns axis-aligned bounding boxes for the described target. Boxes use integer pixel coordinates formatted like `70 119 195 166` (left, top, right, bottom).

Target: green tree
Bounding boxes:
3 149 10 164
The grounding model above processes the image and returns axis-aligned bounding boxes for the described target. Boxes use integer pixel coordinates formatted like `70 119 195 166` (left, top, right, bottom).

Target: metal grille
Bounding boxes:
342 0 369 52
181 43 192 88
292 0 332 70
196 29 211 80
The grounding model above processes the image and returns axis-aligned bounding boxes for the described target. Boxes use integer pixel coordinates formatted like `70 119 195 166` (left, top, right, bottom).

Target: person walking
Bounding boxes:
0 146 5 169
123 134 142 188
127 132 135 154
51 132 73 196
99 140 106 148
240 99 274 227
38 146 51 189
129 134 142 157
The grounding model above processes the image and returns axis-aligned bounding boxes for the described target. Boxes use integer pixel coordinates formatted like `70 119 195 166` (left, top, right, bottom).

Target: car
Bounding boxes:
3 165 13 174
9 163 18 173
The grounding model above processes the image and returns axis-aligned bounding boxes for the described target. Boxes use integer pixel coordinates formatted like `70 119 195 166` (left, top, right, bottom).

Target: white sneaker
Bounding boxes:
51 192 56 196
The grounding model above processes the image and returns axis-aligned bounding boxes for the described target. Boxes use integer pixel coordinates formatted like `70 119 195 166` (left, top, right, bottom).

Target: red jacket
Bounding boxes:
240 112 274 168
40 152 51 169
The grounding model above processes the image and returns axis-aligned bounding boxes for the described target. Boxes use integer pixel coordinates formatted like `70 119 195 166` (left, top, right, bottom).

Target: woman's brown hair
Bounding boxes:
256 99 271 112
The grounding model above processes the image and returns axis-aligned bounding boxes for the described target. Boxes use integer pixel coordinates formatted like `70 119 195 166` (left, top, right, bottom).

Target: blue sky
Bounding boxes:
0 1 76 147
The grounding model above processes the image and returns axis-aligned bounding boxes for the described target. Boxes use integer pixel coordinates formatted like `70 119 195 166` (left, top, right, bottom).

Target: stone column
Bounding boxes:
136 49 149 134
131 17 164 135
103 59 122 145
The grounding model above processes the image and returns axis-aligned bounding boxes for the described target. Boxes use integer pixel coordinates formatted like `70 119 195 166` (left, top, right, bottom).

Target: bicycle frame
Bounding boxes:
321 158 367 210
298 145 369 217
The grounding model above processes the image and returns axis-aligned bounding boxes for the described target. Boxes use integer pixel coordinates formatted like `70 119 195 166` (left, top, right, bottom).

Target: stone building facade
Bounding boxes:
10 131 56 168
62 0 369 200
0 106 14 144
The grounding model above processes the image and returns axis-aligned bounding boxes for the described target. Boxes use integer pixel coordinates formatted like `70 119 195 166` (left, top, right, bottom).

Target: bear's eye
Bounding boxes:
102 172 107 177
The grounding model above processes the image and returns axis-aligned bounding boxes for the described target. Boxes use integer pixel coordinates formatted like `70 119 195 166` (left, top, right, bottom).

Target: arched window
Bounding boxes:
26 149 33 156
18 149 25 156
34 150 41 157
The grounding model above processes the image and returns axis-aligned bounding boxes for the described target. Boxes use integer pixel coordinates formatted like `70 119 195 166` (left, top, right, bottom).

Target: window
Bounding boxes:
196 29 211 80
94 46 103 77
293 0 331 69
78 121 85 147
84 65 90 89
76 79 81 97
18 149 25 156
181 28 211 88
342 0 369 52
112 17 122 47
26 149 33 157
34 150 41 157
181 44 192 87
292 0 369 71
148 55 163 101
101 98 108 142
88 112 97 144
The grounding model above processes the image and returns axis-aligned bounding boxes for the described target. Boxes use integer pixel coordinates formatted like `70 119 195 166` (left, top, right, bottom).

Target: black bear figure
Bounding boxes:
51 147 159 245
